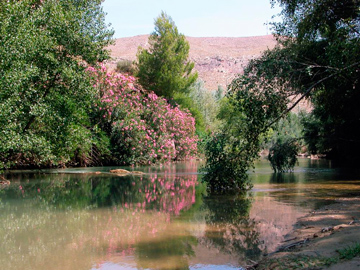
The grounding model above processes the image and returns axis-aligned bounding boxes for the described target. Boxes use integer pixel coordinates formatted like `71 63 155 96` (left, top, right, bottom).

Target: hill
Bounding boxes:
107 35 277 90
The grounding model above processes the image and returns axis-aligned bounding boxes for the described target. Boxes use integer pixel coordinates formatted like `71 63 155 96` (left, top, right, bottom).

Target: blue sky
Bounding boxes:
102 0 282 38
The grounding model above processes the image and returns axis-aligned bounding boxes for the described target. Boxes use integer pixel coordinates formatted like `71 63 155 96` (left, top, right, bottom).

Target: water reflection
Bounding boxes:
269 173 297 183
1 160 360 270
135 233 197 270
200 195 262 260
0 163 244 270
2 172 198 212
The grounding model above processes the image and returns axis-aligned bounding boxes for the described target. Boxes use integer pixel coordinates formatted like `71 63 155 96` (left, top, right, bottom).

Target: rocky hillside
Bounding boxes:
107 35 277 90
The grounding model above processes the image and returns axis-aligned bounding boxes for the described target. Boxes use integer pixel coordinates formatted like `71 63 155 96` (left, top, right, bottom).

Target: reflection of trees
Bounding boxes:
135 234 197 270
0 170 201 270
201 195 263 261
269 173 297 183
2 172 198 214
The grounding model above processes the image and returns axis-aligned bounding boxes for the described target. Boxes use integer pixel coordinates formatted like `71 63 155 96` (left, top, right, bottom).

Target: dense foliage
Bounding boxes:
268 138 299 173
0 2 200 170
202 69 288 193
265 113 304 172
204 0 360 193
271 0 360 161
88 65 198 165
0 0 114 169
136 12 198 99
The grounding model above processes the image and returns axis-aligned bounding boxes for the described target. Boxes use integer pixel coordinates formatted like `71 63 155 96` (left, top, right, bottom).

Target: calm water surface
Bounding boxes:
1 159 360 270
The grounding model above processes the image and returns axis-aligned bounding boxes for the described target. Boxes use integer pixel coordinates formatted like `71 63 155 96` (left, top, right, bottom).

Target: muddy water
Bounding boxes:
1 159 359 270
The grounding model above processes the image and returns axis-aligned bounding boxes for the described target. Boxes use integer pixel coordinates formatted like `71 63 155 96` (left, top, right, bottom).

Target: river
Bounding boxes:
1 158 360 270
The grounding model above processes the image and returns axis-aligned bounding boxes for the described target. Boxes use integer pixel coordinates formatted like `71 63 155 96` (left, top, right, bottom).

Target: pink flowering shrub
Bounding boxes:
87 65 198 165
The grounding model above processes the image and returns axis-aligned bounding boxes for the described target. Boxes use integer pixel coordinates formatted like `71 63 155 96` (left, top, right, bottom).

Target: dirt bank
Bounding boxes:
254 196 360 270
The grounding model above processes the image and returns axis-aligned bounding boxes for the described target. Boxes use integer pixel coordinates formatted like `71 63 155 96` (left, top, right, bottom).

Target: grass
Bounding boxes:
338 243 360 260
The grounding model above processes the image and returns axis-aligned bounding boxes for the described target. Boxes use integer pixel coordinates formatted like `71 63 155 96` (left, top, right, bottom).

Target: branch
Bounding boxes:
265 61 360 130
22 73 60 133
0 175 10 185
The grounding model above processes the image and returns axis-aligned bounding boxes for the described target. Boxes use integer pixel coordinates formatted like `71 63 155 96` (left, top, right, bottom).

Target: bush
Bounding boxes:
264 112 304 150
202 132 254 194
87 65 198 165
115 59 135 75
268 138 299 173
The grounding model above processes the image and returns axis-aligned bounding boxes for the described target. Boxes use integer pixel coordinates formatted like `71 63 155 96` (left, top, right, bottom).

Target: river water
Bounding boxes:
1 159 360 270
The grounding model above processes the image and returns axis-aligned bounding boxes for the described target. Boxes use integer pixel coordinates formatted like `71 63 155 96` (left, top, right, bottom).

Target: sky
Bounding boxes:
102 0 282 38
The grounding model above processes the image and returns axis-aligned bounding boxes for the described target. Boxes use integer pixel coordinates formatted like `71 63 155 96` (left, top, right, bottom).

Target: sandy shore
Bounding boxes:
254 196 360 269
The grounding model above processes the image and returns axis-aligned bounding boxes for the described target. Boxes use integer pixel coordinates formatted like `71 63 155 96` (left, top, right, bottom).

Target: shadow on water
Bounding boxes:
135 233 197 270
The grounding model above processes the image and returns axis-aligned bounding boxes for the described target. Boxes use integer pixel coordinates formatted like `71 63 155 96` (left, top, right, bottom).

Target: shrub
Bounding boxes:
268 138 299 173
87 65 198 165
116 59 135 75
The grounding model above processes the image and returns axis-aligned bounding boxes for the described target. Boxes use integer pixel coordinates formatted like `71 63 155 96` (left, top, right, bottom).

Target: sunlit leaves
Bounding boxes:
136 12 197 99
0 0 113 169
204 0 360 192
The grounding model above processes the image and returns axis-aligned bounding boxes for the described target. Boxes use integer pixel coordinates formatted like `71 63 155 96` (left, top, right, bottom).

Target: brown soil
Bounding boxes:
255 196 360 269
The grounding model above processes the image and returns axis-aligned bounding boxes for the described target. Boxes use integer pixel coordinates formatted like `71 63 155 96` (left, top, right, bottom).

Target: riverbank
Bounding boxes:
254 196 360 269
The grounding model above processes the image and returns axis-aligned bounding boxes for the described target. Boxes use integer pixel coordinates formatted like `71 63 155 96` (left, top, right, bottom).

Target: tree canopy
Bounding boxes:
0 0 114 168
271 0 360 161
203 0 360 193
136 12 198 99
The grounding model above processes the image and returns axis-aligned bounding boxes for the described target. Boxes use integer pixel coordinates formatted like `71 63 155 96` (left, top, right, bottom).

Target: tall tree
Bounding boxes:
203 0 360 193
0 0 114 168
136 12 198 99
271 0 360 161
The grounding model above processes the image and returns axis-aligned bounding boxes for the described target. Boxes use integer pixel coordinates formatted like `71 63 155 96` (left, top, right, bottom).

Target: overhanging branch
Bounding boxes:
265 61 360 130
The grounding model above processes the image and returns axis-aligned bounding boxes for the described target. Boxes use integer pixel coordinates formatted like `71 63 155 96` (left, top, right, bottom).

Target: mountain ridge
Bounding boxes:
107 35 277 90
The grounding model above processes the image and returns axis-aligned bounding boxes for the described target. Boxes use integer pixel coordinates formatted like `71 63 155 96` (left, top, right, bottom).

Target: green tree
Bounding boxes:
188 80 221 132
270 0 360 162
136 12 198 99
204 0 360 193
265 113 304 148
0 0 113 169
261 112 304 172
202 69 287 193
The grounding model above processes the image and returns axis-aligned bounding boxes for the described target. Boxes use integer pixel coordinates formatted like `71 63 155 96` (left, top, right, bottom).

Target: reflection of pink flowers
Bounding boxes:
121 173 198 216
84 170 199 262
